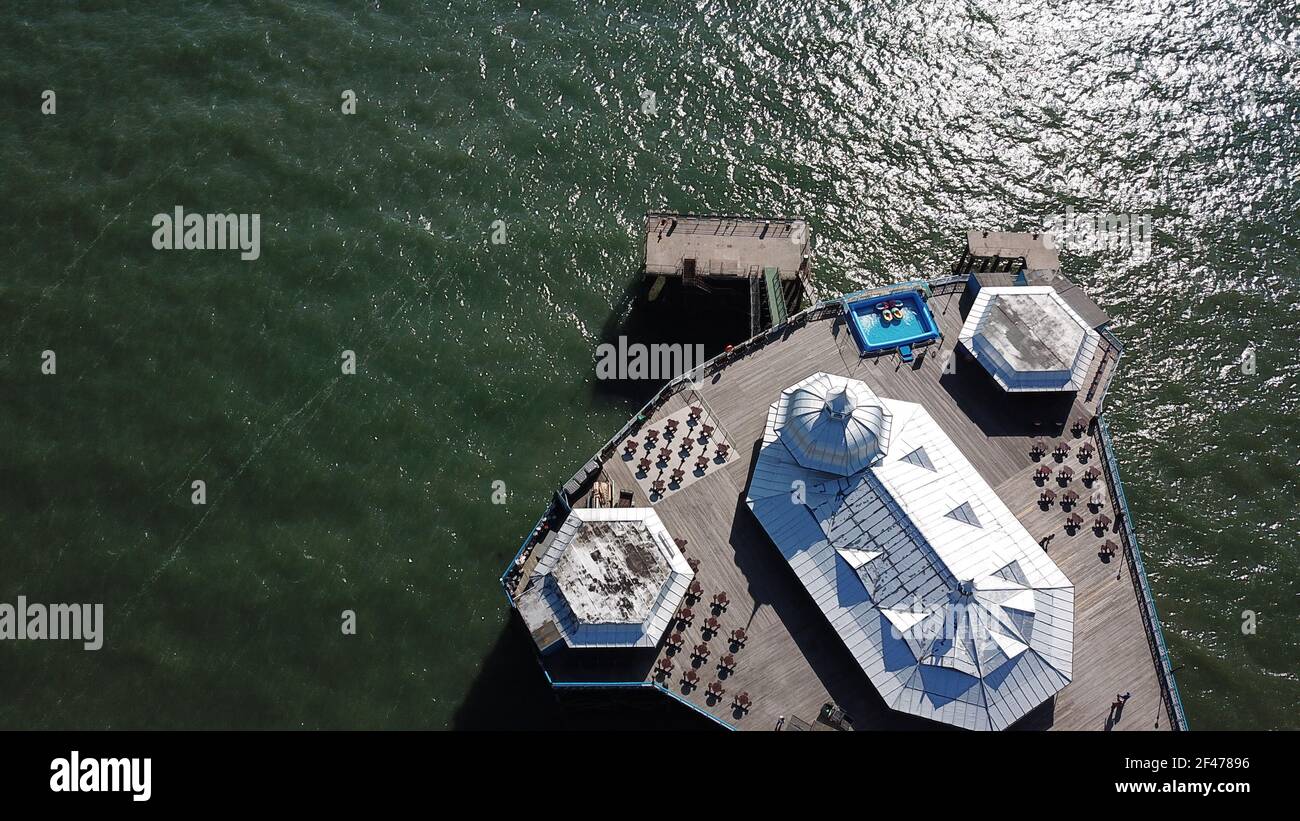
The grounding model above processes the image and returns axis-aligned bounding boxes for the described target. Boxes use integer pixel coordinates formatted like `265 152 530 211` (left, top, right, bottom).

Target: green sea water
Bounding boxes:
1 0 1296 729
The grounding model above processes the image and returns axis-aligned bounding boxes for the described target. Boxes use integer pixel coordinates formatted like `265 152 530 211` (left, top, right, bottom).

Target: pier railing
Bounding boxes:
646 211 807 240
1093 328 1186 729
1095 412 1189 731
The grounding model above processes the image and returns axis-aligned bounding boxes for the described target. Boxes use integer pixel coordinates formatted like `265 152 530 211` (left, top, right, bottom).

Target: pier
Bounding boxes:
642 213 817 337
504 225 1186 732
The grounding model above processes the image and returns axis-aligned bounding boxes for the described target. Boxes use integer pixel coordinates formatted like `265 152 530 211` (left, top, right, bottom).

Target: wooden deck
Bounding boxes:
643 213 808 279
530 280 1169 731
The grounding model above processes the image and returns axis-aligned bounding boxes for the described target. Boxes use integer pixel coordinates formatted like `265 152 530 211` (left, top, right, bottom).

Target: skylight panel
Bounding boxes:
945 501 982 528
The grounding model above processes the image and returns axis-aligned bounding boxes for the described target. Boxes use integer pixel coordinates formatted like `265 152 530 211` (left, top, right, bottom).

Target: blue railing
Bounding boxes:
654 684 734 729
836 276 946 305
551 679 648 689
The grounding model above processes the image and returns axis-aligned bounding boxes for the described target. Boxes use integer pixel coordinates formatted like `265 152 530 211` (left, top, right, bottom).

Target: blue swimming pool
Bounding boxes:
844 290 940 355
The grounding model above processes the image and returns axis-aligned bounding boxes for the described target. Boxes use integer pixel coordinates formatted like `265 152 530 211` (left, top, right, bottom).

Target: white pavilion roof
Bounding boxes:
515 507 693 649
774 372 892 476
746 375 1075 731
958 286 1100 392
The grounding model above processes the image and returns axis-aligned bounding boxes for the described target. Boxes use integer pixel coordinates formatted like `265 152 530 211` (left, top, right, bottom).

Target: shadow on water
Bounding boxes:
453 274 759 730
452 614 717 730
591 275 753 408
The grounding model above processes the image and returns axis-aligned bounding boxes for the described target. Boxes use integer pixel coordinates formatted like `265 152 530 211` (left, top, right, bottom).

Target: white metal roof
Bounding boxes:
746 376 1074 731
774 372 892 476
958 286 1100 392
516 507 693 649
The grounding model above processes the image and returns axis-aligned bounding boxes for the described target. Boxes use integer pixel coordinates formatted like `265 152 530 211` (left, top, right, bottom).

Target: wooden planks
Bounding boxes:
993 449 1168 731
644 214 807 279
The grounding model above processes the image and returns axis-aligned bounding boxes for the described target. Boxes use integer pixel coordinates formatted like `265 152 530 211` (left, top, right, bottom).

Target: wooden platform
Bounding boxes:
643 213 808 279
528 280 1170 731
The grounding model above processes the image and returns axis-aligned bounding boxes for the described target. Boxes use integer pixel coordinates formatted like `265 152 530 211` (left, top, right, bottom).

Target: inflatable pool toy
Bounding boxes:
871 300 910 321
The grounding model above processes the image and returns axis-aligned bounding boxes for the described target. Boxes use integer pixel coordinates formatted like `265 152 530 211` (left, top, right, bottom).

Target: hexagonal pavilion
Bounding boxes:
515 507 693 649
958 286 1100 392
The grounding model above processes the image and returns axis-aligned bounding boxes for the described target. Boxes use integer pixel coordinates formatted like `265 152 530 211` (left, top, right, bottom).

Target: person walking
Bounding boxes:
1113 692 1129 721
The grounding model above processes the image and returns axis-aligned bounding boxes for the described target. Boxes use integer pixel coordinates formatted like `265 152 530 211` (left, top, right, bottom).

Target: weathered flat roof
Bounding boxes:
555 520 672 624
987 294 1086 371
960 287 1101 392
516 507 692 648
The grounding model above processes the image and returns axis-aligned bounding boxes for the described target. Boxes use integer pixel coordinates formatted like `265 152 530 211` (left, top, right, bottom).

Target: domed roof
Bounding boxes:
886 566 1043 678
776 373 891 475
